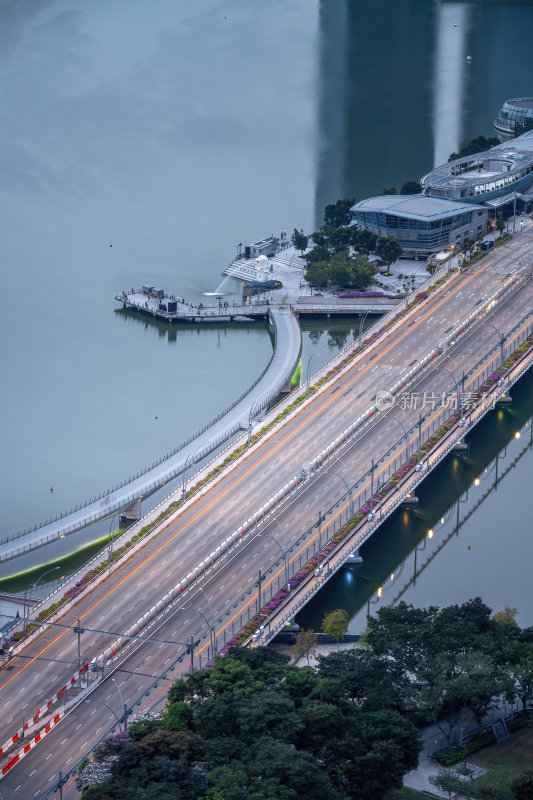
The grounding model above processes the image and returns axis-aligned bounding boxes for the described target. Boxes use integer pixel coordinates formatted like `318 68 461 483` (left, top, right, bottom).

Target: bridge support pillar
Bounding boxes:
495 394 512 407
452 442 469 453
120 499 141 524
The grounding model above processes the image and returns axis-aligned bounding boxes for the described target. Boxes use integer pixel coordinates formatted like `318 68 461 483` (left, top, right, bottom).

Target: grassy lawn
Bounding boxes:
469 723 533 776
385 789 429 800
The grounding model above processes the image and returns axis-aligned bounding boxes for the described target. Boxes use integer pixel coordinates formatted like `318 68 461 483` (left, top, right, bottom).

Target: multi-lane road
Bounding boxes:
1 231 533 799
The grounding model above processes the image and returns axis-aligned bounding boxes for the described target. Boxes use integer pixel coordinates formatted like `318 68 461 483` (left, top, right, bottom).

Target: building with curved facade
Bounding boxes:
350 195 487 259
420 130 533 205
351 130 533 258
494 97 533 139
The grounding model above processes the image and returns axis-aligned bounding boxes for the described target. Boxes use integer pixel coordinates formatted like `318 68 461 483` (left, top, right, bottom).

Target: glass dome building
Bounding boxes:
494 97 533 139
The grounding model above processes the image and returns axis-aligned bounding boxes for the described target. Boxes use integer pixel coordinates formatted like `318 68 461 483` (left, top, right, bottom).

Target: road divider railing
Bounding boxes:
0 709 65 778
0 662 89 767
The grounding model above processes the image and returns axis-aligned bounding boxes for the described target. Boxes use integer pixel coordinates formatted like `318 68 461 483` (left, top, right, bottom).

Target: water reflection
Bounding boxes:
296 370 533 630
433 2 470 166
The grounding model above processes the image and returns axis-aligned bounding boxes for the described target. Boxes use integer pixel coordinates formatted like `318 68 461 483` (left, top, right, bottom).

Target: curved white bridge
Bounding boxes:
0 308 301 564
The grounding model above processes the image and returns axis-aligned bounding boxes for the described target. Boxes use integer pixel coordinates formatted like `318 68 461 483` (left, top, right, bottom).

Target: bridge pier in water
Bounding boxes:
120 499 141 524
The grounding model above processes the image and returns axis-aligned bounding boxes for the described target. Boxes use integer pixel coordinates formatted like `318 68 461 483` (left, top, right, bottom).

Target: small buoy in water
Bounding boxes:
466 55 473 61
154 414 159 420
468 542 471 550
109 243 113 247
50 486 54 493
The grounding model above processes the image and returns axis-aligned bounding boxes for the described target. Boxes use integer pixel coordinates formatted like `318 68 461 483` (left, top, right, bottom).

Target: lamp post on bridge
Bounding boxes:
248 391 275 445
324 469 353 520
306 345 330 395
357 311 370 349
182 442 211 499
111 677 128 729
484 322 506 372
258 517 290 591
23 566 60 630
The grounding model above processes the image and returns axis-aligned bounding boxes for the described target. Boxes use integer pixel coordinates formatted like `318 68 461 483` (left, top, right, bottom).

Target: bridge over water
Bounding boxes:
0 307 302 564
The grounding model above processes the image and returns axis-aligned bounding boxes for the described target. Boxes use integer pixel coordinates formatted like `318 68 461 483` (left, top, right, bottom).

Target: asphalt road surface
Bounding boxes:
1 231 532 799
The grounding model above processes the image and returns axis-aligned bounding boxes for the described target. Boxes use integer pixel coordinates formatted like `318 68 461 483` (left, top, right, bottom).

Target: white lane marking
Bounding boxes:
14 785 21 791
30 770 37 776
61 738 67 745
46 753 53 760
76 723 82 729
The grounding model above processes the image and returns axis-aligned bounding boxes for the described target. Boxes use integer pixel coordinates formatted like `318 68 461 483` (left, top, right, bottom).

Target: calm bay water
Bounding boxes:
297 370 533 629
0 1 532 593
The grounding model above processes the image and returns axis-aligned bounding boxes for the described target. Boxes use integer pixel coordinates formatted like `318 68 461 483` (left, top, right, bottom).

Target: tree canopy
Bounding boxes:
78 598 532 800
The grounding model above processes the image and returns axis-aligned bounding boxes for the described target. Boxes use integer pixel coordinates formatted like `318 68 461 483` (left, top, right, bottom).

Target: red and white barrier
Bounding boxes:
1 709 65 777
0 662 88 758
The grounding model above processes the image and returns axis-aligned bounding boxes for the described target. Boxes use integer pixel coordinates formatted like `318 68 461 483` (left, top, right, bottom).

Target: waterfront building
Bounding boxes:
494 97 533 140
420 129 533 208
352 130 533 256
350 195 488 259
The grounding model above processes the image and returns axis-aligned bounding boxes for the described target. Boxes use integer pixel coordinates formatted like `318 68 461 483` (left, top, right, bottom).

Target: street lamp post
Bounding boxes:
335 456 355 517
111 677 128 729
370 459 375 515
182 442 211 498
194 586 218 658
258 518 290 590
84 697 122 731
74 618 85 687
390 414 410 460
248 391 275 444
324 469 353 519
485 322 506 370
23 567 60 629
306 345 330 394
179 603 215 662
358 311 370 349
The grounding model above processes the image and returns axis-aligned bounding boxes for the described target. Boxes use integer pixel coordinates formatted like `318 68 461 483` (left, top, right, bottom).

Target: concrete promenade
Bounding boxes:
0 307 302 563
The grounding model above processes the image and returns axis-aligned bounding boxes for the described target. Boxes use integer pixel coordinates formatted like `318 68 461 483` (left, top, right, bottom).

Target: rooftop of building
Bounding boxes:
351 195 486 221
421 130 533 190
502 97 533 111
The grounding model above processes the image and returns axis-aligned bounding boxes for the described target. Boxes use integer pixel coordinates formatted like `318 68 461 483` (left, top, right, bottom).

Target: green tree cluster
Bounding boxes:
78 599 533 800
80 647 420 800
448 134 499 162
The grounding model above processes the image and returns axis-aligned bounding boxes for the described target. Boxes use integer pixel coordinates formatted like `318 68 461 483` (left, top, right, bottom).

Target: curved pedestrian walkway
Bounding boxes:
0 308 301 564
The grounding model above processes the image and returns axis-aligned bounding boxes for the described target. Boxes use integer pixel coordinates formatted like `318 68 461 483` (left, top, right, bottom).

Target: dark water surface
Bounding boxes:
297 370 533 629
1 1 532 590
